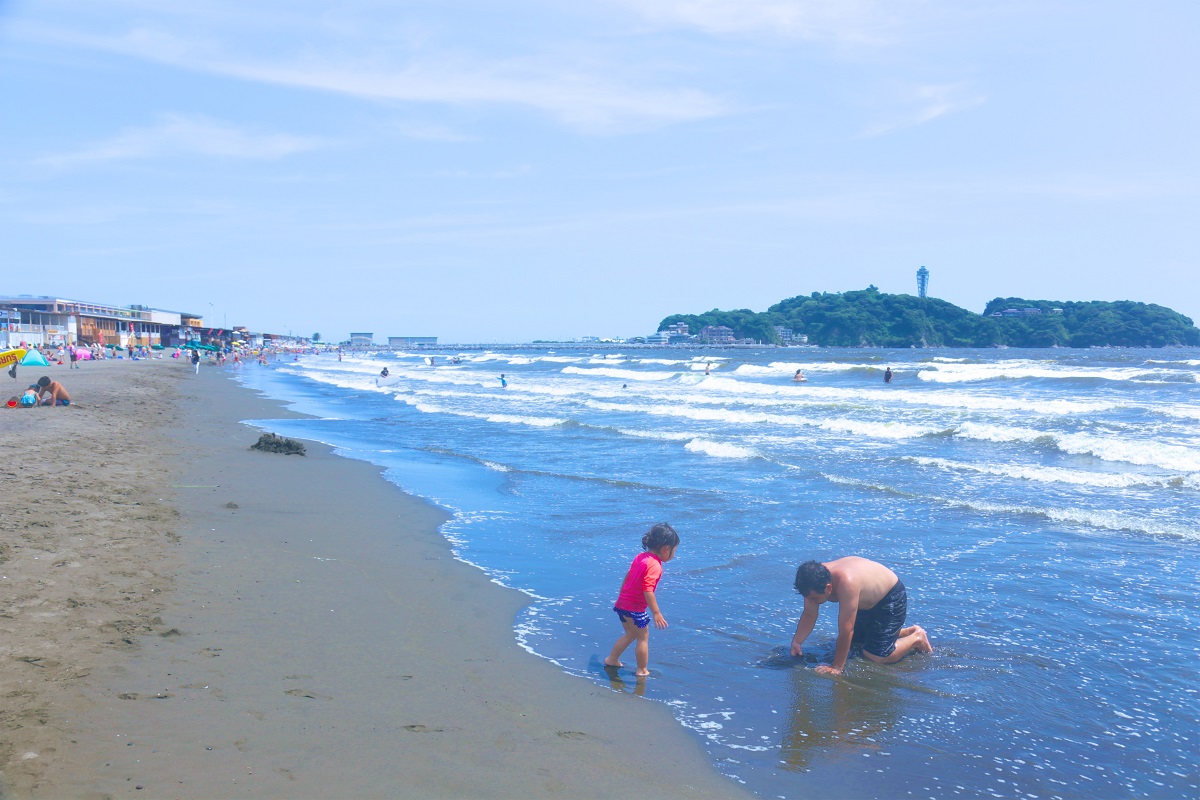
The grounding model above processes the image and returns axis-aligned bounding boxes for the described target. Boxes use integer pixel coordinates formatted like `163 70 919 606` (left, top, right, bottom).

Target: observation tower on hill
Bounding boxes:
916 266 929 298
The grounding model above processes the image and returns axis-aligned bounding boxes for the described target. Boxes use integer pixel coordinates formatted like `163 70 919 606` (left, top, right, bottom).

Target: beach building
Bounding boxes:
645 331 671 345
0 294 211 349
349 332 375 347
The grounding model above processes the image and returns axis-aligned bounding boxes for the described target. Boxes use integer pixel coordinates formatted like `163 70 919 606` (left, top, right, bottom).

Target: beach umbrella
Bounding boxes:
21 349 50 367
151 344 164 350
74 348 92 360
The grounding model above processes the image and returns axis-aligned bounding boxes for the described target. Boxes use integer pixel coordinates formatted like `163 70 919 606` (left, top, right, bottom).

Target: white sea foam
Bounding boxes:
733 361 872 378
399 397 565 427
1054 433 1200 472
616 428 697 442
824 474 1198 540
908 456 1179 489
952 423 1200 472
917 361 1183 383
685 439 758 459
817 419 941 439
1156 405 1200 422
561 366 679 381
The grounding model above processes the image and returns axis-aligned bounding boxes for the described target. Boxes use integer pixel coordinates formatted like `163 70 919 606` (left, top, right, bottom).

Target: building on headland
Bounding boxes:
773 326 808 345
349 332 375 347
387 336 438 348
917 266 930 298
665 322 689 337
698 325 736 345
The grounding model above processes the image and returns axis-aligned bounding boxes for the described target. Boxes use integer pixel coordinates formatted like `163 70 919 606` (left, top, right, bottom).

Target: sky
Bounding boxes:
3 0 1198 343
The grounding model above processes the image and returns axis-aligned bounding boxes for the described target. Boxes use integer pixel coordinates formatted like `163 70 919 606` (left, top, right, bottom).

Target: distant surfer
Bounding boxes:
380 367 389 378
499 373 507 388
884 367 893 384
792 369 807 383
705 362 711 375
790 557 932 675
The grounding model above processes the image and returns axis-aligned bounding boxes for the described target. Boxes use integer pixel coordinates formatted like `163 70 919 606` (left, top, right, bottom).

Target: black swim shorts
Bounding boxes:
852 579 907 658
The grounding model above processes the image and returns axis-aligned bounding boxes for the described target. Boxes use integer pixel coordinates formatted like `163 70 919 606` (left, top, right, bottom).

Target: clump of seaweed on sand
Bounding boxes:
250 432 306 456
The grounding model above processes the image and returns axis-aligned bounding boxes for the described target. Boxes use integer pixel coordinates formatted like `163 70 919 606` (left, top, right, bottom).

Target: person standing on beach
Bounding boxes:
790 557 932 676
191 349 201 374
604 523 680 677
499 373 507 388
884 367 893 383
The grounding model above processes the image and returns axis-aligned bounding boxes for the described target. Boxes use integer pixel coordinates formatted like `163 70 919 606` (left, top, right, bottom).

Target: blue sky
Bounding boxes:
3 0 1197 343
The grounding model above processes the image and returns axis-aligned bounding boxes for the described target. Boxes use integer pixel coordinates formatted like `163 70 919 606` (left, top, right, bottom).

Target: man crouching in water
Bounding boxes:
790 557 932 675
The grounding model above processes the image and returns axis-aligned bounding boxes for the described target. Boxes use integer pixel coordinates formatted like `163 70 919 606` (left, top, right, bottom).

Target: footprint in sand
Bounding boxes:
556 731 590 740
402 724 444 733
284 689 332 700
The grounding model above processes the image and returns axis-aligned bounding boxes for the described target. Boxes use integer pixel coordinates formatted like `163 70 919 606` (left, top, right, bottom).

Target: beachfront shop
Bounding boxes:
0 295 206 349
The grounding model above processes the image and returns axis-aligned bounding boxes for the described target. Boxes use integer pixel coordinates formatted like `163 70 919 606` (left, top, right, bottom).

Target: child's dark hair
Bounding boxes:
642 522 680 552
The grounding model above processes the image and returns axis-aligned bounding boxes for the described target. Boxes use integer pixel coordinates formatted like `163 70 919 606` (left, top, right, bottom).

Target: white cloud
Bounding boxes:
612 0 909 43
24 24 728 134
391 121 475 142
38 113 324 167
860 82 985 137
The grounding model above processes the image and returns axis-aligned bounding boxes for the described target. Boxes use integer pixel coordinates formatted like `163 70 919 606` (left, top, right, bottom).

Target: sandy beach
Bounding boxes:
1 358 748 799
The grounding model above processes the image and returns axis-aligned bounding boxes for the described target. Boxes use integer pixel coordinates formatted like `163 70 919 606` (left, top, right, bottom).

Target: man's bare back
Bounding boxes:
823 556 898 611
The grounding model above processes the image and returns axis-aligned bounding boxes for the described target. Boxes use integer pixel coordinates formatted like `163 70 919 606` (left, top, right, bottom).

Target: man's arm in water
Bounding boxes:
790 597 820 657
816 586 859 675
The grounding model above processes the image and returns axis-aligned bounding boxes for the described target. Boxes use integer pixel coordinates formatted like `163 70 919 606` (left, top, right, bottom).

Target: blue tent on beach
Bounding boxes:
20 349 50 367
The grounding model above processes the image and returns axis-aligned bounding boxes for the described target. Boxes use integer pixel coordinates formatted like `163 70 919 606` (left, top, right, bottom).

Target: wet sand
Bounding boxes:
1 358 749 799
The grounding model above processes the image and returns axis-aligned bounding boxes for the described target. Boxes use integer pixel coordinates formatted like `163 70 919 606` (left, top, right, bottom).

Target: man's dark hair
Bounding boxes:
37 376 50 388
794 560 831 596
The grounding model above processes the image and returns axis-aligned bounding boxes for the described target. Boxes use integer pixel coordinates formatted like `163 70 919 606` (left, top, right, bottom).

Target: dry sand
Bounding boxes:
1 358 750 799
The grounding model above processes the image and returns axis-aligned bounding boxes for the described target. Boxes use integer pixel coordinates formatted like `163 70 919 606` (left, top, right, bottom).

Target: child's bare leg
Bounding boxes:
605 618 639 668
633 626 651 677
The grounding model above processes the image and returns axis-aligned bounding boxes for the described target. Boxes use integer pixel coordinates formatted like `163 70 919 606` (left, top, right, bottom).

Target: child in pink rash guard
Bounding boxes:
603 522 680 677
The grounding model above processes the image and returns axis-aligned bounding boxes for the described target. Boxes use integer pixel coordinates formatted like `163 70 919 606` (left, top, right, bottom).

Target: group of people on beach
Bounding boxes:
7 376 71 408
604 523 933 678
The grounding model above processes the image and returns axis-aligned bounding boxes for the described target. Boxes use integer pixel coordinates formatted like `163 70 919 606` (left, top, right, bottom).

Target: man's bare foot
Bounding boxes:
913 626 934 654
634 668 650 677
604 657 623 668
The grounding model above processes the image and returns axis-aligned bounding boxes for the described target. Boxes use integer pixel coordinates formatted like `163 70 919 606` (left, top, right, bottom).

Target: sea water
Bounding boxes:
235 348 1198 799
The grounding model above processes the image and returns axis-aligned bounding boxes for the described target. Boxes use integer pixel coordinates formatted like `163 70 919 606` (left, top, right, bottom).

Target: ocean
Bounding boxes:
234 347 1198 799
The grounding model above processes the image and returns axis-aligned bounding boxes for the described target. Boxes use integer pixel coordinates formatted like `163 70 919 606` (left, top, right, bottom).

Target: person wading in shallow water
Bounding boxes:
790 556 932 675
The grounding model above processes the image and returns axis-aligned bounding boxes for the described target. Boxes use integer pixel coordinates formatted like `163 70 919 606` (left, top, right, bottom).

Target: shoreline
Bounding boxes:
3 360 749 798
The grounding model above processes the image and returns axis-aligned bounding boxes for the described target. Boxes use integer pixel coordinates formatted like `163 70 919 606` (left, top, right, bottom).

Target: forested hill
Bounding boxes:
658 287 1200 348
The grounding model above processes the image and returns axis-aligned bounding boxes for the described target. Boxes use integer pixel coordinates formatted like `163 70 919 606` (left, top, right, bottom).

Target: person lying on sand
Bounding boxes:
790 556 932 675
